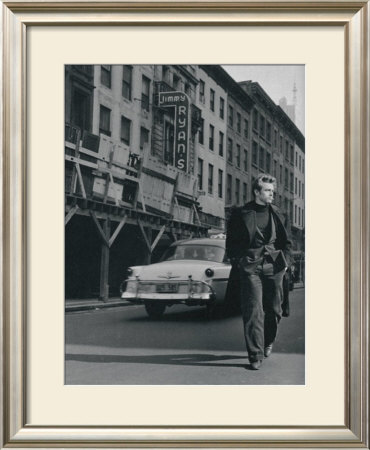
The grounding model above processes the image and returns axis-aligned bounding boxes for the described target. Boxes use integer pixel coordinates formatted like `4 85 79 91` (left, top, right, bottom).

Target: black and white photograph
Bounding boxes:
65 64 305 385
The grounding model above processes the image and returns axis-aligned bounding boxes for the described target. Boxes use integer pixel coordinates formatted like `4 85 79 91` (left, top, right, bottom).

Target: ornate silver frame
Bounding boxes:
2 1 369 447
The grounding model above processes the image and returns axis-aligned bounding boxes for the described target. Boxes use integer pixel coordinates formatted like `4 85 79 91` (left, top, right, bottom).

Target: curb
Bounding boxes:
65 300 132 313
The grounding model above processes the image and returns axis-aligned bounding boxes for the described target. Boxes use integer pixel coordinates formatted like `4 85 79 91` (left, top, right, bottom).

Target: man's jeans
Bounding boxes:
239 261 285 362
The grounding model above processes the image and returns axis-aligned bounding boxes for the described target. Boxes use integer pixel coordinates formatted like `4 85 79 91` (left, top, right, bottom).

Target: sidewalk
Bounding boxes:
65 297 131 312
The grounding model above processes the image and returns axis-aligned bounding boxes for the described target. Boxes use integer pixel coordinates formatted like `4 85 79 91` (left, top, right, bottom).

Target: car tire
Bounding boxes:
145 302 166 319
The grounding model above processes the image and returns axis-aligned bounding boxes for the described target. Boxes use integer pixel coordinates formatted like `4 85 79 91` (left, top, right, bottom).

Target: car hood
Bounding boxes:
130 259 226 281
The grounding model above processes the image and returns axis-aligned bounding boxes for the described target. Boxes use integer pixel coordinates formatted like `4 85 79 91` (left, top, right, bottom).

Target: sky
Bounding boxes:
222 65 305 134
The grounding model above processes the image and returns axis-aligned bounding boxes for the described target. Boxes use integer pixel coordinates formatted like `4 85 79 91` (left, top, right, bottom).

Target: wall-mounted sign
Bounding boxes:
158 91 190 171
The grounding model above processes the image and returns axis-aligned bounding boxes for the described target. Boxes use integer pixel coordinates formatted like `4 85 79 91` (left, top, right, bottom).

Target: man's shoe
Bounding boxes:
250 360 263 370
264 344 273 358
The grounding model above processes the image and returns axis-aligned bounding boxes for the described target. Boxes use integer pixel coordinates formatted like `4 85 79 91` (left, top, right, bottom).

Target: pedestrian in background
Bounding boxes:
226 174 292 370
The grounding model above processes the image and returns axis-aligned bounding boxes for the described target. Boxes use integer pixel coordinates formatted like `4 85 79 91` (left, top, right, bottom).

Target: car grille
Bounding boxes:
136 281 210 294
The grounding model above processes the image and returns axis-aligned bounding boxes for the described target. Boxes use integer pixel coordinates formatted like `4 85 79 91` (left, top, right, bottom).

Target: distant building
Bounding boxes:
279 96 296 123
195 67 228 230
199 67 254 211
239 80 305 251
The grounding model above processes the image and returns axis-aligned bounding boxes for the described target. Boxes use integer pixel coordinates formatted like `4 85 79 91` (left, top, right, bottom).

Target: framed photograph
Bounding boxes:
2 1 369 448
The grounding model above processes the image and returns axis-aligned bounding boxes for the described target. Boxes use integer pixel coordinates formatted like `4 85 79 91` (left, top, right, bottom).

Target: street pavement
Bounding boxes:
65 287 305 385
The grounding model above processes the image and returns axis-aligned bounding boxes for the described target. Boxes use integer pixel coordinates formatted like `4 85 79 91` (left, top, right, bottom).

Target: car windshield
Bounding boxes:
161 244 225 263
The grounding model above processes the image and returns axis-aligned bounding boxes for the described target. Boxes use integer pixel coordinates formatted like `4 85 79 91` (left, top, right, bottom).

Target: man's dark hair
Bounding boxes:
252 174 276 197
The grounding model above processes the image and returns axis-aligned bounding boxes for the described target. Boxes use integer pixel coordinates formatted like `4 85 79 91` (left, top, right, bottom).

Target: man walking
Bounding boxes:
226 174 292 370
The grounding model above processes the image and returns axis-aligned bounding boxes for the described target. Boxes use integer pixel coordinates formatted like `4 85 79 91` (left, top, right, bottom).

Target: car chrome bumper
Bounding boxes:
121 292 214 302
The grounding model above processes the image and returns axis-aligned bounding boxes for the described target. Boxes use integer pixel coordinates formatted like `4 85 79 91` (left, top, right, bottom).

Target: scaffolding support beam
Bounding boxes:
65 205 79 226
137 218 152 253
69 129 81 195
109 215 127 247
89 211 110 248
143 227 152 265
99 218 111 302
151 224 166 252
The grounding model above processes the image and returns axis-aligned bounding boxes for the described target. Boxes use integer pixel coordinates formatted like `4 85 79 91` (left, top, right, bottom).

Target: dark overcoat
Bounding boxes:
225 201 292 314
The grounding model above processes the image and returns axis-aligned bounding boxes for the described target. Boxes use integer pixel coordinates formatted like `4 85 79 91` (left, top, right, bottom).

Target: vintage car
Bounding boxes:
120 236 236 318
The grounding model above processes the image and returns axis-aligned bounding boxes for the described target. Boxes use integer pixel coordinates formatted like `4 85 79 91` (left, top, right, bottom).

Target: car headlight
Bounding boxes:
191 281 212 293
125 280 137 293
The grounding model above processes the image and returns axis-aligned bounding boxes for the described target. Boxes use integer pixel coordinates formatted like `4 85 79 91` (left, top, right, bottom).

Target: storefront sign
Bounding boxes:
158 91 190 171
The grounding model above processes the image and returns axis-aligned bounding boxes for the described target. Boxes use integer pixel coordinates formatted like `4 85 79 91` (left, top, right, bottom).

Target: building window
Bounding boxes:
228 105 234 127
120 116 131 145
290 200 294 221
199 80 205 103
122 65 132 100
141 75 150 111
173 74 181 91
302 159 305 173
273 160 277 177
244 119 249 138
185 83 191 98
266 152 271 174
279 164 283 184
140 126 149 149
237 113 241 133
208 164 214 195
253 109 258 130
302 182 305 199
251 177 256 196
274 129 278 147
266 122 271 142
219 97 225 119
209 124 214 150
295 151 298 167
227 138 233 163
210 89 215 111
227 174 232 204
252 141 258 166
235 178 240 205
290 172 294 192
164 121 174 164
243 182 247 204
259 115 265 137
218 169 223 198
198 118 204 145
299 180 301 197
71 89 92 132
101 65 111 88
219 131 224 156
295 177 298 194
285 140 289 160
244 149 248 172
298 207 301 226
162 65 170 84
99 105 111 136
280 136 283 153
259 146 265 171
285 168 289 189
197 158 203 190
236 144 241 168
295 205 297 223
290 145 294 163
